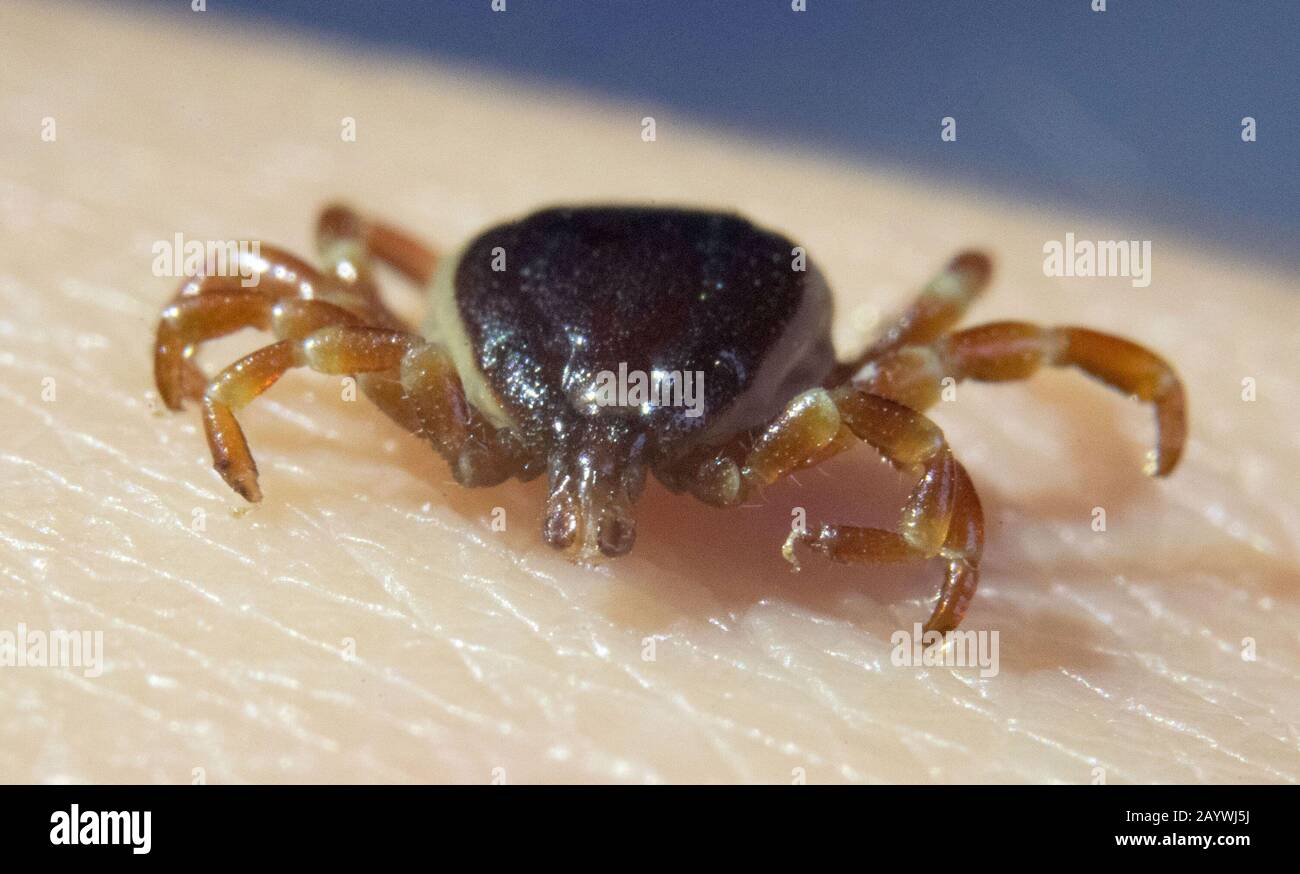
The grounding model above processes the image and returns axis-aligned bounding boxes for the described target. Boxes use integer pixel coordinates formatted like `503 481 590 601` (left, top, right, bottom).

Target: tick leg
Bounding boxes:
155 284 261 409
857 321 1187 476
787 461 984 634
727 387 985 633
154 245 359 409
398 344 530 487
155 292 361 410
202 327 420 501
829 250 992 385
164 291 502 495
316 204 439 329
170 244 333 304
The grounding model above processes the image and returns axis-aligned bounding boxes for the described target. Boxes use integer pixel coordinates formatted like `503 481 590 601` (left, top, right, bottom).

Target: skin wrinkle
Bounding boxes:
1 0 1298 784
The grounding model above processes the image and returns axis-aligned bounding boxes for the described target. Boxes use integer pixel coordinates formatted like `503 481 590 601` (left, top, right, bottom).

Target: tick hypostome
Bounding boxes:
153 205 1187 633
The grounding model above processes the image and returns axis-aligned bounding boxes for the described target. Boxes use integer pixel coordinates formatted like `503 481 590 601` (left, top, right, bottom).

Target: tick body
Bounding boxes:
154 205 1187 633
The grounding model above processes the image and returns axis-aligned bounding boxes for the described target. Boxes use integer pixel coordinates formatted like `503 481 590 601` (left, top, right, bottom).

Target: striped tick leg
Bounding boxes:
160 287 521 499
827 250 993 386
314 206 531 486
153 246 351 410
682 386 985 634
313 203 445 430
201 326 423 502
857 321 1188 476
315 203 440 305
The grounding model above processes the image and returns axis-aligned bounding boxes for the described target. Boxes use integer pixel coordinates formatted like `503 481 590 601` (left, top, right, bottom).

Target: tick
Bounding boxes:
153 205 1187 632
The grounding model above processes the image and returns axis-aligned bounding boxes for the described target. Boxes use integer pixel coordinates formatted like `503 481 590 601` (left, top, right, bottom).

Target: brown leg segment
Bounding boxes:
154 291 362 410
314 208 532 485
156 287 268 410
153 244 365 410
828 250 992 386
399 343 538 487
156 204 438 413
154 212 521 501
858 321 1188 476
202 327 422 502
728 387 985 634
164 293 520 499
316 203 439 295
313 204 447 429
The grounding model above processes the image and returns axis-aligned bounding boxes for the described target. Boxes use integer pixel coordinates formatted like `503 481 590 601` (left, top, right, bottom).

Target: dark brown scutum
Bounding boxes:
453 207 837 559
453 207 836 463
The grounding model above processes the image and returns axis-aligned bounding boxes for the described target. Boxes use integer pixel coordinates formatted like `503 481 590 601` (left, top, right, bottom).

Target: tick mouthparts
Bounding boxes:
542 424 648 563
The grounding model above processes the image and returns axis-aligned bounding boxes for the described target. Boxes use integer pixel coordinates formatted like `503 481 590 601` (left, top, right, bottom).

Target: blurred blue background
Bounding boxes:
133 0 1298 265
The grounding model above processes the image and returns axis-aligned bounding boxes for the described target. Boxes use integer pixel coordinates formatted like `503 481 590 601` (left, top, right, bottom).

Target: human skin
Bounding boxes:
1 2 1296 784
